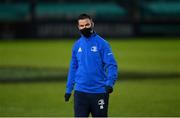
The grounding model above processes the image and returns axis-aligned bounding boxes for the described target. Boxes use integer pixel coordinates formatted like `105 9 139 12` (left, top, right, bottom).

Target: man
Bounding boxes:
64 13 118 117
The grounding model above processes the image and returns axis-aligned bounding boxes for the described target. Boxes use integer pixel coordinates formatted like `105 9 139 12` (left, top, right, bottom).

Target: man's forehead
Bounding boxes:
78 18 91 25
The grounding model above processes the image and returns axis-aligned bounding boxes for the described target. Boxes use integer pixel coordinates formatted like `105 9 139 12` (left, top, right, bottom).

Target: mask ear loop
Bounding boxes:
90 21 95 34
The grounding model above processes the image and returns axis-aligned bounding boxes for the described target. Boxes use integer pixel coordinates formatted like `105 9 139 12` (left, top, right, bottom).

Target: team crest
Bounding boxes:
91 46 98 52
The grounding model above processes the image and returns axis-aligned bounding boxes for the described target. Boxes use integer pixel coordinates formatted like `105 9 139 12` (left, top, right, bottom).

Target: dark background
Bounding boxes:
0 0 180 39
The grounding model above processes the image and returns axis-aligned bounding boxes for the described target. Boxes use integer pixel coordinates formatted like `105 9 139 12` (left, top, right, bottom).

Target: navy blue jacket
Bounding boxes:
66 33 118 93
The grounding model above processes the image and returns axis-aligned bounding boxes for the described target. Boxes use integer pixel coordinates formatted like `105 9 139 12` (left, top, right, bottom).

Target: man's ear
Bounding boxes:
91 21 94 28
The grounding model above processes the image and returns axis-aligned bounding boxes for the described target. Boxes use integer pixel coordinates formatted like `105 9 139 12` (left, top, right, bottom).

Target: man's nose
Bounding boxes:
82 26 87 29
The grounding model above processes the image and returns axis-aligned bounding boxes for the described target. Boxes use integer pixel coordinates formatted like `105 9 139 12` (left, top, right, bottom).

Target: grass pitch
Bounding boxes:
0 38 180 116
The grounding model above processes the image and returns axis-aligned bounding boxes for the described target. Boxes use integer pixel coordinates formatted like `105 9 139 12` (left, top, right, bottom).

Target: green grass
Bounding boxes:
0 38 180 116
0 78 180 116
110 78 180 117
0 40 73 68
110 39 180 73
0 82 70 116
0 39 179 73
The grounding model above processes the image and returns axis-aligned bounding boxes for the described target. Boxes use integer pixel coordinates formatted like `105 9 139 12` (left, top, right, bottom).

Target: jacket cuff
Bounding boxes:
106 80 114 87
66 88 73 94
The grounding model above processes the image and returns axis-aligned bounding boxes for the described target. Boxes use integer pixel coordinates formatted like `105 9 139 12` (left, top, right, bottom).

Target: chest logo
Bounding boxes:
91 46 98 52
78 47 82 52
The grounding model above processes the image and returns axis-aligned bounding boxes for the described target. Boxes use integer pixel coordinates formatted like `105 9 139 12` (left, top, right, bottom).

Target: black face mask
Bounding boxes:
80 27 93 38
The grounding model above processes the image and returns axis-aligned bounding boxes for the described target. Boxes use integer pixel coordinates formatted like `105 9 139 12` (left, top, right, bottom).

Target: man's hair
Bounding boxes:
78 13 92 21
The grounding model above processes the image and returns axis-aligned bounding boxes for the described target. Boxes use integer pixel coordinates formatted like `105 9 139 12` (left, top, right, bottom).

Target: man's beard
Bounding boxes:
80 27 93 38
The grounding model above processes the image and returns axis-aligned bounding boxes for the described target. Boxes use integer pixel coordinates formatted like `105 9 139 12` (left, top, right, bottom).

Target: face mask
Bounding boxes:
80 27 93 38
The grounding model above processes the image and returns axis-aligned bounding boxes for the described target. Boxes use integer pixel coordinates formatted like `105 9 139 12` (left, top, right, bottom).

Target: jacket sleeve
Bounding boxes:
66 44 78 93
102 42 118 87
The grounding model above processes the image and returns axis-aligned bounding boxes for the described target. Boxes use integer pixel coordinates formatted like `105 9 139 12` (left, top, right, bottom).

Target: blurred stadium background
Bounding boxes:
0 0 180 117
